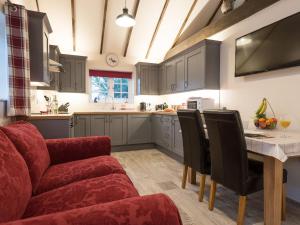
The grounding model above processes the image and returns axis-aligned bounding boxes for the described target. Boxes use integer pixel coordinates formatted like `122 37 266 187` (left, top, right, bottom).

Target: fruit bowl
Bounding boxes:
254 98 277 130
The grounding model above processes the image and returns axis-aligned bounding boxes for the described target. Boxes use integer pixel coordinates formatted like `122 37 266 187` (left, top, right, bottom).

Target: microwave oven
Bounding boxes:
187 97 215 112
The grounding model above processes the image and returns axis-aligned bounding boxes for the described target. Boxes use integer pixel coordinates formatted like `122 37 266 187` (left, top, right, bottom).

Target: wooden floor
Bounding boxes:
113 149 300 225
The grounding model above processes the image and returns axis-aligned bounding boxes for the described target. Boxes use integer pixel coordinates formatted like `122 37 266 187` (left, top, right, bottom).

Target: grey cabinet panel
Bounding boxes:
74 115 91 137
136 63 159 95
152 115 163 145
158 64 166 94
185 46 205 91
59 54 87 93
152 115 172 150
174 57 185 92
165 62 175 94
75 59 86 93
108 115 127 146
172 117 183 157
90 115 107 136
128 115 151 144
30 119 70 139
149 66 158 95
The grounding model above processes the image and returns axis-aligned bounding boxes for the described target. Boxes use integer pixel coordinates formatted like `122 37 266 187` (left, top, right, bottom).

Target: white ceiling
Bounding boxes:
11 0 219 63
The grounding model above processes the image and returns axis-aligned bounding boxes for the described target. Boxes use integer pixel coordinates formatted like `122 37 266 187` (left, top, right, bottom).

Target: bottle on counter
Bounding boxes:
52 95 59 114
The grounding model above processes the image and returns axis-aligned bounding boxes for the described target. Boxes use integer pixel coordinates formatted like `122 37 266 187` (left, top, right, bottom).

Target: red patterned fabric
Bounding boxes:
24 174 139 218
35 155 126 194
46 136 111 165
0 130 32 223
89 69 132 79
5 3 31 116
0 121 50 192
4 194 182 225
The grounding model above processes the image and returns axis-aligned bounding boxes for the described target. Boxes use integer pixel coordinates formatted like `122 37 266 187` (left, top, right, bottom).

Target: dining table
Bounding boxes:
188 128 300 225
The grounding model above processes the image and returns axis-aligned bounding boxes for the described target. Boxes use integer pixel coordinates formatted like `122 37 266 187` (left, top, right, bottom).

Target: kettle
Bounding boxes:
140 102 147 111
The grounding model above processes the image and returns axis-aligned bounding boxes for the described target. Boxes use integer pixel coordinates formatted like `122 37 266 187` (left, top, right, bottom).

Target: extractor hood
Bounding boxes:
49 59 64 73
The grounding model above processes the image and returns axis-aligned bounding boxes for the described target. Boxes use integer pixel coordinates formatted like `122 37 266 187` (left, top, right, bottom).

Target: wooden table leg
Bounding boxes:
188 167 196 184
264 156 283 225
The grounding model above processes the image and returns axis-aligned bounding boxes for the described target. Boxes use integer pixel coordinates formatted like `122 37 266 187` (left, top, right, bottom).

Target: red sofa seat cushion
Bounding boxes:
0 130 32 223
23 174 139 218
1 122 50 192
35 155 126 194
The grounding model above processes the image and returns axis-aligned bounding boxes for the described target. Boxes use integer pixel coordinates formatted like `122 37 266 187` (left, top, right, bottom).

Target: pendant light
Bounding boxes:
115 0 136 27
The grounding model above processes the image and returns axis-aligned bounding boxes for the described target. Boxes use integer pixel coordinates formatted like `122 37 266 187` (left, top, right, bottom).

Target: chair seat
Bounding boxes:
35 155 126 194
23 174 139 218
245 159 287 195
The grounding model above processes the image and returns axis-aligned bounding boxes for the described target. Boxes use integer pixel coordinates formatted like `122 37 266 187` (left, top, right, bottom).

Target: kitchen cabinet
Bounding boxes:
158 64 167 94
38 45 60 91
172 117 184 157
28 10 52 86
107 115 127 146
30 119 71 139
59 54 87 93
173 56 185 92
136 63 159 95
73 115 91 137
165 61 175 94
152 115 172 150
90 115 107 136
128 115 152 144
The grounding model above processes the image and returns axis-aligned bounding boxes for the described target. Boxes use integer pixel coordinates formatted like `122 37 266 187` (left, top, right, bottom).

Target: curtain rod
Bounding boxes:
6 0 17 11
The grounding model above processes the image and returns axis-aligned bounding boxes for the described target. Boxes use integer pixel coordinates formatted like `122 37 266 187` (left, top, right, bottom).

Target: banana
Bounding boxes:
258 99 267 115
256 98 266 115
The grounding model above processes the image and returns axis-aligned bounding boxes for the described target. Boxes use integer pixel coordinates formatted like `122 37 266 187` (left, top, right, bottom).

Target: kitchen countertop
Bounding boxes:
29 111 178 120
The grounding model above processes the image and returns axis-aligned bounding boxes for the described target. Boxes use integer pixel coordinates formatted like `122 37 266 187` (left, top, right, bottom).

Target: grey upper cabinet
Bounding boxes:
136 63 159 95
74 115 91 137
165 61 175 94
128 115 152 144
90 115 107 136
158 64 167 94
174 56 185 92
107 115 127 146
59 54 87 93
28 11 52 86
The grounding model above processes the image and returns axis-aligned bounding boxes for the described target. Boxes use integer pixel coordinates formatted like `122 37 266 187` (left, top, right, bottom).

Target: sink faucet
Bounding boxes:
105 95 116 110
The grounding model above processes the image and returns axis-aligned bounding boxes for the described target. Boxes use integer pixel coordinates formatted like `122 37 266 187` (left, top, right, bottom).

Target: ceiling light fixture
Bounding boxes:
115 0 136 27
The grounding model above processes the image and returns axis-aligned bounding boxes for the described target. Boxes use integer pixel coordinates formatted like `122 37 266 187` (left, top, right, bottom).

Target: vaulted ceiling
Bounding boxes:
11 0 224 63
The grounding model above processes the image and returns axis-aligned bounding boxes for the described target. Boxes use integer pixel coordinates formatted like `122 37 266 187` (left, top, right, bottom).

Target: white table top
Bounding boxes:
244 129 300 162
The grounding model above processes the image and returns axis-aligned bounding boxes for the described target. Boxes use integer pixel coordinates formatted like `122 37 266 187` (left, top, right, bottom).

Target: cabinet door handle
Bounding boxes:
184 81 188 88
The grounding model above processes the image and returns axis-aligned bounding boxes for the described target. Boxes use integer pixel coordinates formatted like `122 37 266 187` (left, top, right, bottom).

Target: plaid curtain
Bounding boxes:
5 3 31 116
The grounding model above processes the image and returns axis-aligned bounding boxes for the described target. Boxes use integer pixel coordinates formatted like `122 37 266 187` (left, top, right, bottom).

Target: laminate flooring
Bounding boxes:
113 149 300 225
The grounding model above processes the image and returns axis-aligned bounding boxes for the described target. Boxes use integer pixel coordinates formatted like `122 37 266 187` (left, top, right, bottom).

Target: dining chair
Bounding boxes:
203 110 287 225
177 109 210 202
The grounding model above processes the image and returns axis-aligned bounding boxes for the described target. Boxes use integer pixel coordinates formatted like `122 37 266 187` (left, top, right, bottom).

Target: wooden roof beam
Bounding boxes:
205 0 222 27
123 0 140 57
35 0 40 11
100 0 108 54
165 0 280 60
71 0 76 51
145 0 170 59
172 0 198 48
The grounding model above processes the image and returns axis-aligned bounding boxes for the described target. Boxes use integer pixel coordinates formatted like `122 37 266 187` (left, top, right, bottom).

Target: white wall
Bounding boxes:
213 0 300 201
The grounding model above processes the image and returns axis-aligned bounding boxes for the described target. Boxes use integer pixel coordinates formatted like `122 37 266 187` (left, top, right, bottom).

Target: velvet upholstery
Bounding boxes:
35 155 126 194
24 174 139 218
0 130 32 223
46 136 111 165
3 194 182 225
0 121 50 191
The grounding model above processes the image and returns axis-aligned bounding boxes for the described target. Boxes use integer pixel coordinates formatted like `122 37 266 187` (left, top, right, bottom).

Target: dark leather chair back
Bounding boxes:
177 110 210 174
203 110 248 194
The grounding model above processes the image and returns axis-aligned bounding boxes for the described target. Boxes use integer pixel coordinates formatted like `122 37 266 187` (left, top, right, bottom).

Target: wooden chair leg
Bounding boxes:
282 184 286 221
237 196 247 225
188 167 197 184
209 180 217 210
181 165 188 189
198 175 206 202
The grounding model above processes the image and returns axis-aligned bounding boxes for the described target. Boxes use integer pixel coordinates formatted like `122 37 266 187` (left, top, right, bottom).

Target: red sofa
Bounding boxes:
0 121 182 225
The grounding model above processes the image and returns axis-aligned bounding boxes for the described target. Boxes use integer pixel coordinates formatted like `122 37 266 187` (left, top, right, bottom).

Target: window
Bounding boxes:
91 77 130 103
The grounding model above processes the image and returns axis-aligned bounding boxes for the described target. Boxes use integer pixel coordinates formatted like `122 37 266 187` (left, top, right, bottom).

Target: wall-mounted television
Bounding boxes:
235 12 300 77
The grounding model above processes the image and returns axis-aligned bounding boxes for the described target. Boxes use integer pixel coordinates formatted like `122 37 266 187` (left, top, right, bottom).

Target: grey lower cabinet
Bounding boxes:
128 115 152 144
74 115 91 137
107 115 127 146
152 115 183 157
59 54 87 93
90 115 107 136
30 119 71 139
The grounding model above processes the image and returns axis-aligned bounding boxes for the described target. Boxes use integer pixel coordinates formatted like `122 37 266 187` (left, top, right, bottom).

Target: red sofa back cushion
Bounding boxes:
0 130 32 222
1 121 50 192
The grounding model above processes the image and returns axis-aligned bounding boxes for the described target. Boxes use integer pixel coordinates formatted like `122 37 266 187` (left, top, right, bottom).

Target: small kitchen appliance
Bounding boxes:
187 97 216 112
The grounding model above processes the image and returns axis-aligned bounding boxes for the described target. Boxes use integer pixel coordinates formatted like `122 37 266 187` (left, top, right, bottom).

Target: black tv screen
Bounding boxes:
235 12 300 77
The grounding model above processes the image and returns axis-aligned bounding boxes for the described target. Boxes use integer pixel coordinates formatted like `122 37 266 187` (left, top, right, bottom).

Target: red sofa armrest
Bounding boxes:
3 194 182 225
46 136 111 165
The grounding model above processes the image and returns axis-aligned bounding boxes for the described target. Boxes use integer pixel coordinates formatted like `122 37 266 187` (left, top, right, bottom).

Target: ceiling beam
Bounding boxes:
35 0 40 11
71 0 76 51
171 0 198 48
100 0 108 54
123 0 140 57
165 0 280 60
145 0 170 59
205 0 222 27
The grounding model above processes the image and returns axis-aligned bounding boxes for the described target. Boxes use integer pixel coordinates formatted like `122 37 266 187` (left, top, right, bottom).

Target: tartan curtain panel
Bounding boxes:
5 3 31 116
